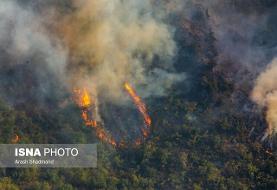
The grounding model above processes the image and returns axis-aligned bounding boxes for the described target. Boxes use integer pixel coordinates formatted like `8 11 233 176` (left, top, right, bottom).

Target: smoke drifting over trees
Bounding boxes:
0 0 186 108
204 1 277 139
252 58 277 139
0 0 277 139
59 0 186 103
0 0 67 107
0 0 277 189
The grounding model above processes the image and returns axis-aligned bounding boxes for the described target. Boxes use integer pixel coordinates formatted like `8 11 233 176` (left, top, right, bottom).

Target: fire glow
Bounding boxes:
74 82 152 147
11 134 20 144
74 88 116 146
123 82 151 137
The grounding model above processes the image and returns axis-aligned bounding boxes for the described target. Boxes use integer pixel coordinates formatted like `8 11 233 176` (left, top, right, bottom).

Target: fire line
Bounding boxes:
74 82 152 147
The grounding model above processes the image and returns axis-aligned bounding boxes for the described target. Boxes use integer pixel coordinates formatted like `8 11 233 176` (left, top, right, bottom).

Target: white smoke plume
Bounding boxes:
58 0 185 104
0 0 68 106
205 0 272 83
251 58 277 140
0 0 186 107
206 1 277 140
0 0 67 75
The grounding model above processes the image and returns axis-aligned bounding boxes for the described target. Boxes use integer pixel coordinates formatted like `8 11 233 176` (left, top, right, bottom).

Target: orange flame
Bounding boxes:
124 82 152 129
74 88 97 127
74 82 152 147
74 88 91 107
82 89 91 107
74 87 116 146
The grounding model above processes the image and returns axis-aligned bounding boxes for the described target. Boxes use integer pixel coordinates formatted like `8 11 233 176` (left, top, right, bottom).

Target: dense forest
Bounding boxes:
1 64 277 190
0 0 277 189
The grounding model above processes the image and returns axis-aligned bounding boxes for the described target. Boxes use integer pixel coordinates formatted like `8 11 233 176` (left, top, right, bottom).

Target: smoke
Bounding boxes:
164 1 277 140
1 0 276 143
59 0 184 104
0 0 186 108
201 1 277 139
251 58 277 139
194 1 277 140
0 0 188 143
205 0 276 85
0 0 67 106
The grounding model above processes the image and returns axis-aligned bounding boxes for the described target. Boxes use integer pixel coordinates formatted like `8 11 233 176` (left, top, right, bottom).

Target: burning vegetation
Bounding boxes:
1 0 277 189
74 82 151 147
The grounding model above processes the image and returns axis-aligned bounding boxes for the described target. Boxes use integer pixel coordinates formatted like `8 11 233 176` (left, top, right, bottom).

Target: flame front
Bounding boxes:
74 88 116 146
74 82 152 147
124 82 152 130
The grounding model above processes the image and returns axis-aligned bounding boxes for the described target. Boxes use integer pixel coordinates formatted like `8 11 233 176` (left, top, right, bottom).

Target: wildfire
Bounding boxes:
74 88 91 107
74 87 116 146
74 82 152 147
124 82 152 128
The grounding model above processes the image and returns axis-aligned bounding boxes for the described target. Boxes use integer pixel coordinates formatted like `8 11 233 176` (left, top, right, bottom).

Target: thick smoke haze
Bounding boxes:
0 0 189 145
59 0 185 103
205 0 277 86
0 0 276 142
252 58 277 139
0 0 186 107
0 0 67 106
194 0 277 140
0 0 67 76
